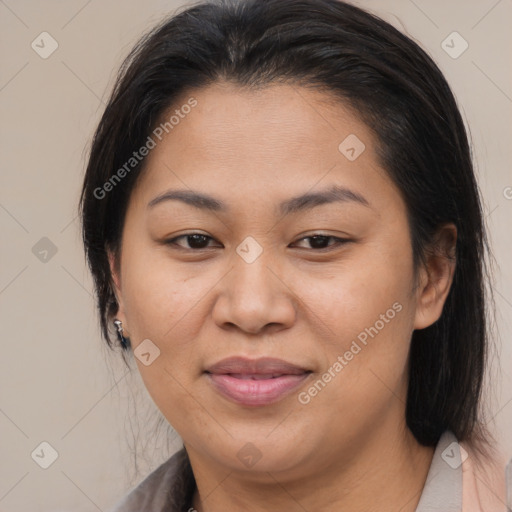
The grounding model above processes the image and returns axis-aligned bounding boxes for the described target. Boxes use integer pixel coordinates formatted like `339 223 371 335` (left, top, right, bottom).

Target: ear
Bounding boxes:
413 223 457 330
108 249 128 328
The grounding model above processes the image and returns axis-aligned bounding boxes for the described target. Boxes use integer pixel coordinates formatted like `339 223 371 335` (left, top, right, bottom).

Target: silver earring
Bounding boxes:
113 319 130 349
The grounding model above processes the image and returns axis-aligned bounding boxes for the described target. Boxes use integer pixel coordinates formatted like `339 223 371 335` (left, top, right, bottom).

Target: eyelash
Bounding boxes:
164 233 351 252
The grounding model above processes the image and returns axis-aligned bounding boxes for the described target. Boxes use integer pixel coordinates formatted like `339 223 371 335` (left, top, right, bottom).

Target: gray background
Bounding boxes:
1 0 511 510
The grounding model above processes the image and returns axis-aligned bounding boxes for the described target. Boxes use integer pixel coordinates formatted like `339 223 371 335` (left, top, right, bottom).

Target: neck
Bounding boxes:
188 425 435 512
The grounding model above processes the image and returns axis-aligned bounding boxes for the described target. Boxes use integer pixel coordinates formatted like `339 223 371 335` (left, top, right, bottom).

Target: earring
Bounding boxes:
113 319 130 349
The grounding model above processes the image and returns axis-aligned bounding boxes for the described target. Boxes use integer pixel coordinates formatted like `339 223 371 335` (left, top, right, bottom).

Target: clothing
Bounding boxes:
108 431 506 511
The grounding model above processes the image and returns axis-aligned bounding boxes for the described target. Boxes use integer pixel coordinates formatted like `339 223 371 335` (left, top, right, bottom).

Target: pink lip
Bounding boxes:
205 357 311 406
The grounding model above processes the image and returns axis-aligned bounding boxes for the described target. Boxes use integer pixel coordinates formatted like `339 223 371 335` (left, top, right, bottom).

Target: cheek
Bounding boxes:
119 250 209 427
294 242 415 401
296 239 414 338
121 240 205 339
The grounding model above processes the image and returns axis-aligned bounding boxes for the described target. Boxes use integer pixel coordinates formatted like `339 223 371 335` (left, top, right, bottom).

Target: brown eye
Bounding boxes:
292 235 351 250
165 233 220 250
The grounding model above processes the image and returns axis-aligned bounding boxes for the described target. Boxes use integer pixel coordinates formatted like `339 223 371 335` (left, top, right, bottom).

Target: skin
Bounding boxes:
108 81 457 512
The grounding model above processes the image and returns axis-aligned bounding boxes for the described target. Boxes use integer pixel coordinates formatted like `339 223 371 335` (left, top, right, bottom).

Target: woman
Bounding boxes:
78 0 507 510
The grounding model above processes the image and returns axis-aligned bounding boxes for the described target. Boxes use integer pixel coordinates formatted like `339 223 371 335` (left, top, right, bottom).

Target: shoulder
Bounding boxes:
459 438 507 512
416 430 507 512
107 448 190 512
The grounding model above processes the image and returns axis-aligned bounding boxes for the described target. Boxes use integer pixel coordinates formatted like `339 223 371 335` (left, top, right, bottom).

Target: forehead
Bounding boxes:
130 82 401 216
160 81 370 161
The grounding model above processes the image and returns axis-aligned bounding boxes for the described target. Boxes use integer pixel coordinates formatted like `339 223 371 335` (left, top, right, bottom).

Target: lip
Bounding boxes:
205 356 311 406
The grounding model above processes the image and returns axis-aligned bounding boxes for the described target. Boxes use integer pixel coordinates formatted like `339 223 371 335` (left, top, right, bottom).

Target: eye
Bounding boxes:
164 232 351 252
292 234 351 250
165 233 221 250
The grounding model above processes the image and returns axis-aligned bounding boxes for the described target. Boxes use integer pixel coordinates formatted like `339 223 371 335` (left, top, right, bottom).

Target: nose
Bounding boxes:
211 247 297 335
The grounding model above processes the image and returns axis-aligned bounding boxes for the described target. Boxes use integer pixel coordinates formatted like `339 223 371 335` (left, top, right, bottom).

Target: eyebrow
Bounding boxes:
147 185 371 216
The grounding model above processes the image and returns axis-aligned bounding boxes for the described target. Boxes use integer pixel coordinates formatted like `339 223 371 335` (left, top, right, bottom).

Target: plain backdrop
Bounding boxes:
1 0 511 510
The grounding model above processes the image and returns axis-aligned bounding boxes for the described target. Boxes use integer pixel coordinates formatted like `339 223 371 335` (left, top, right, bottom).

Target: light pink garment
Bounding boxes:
460 440 507 512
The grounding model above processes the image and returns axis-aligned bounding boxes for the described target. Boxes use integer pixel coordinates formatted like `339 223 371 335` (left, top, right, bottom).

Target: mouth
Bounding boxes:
218 373 299 380
204 356 312 406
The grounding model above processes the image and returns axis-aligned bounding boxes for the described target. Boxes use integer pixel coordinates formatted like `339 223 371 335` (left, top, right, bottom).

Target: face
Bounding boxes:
109 82 448 478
